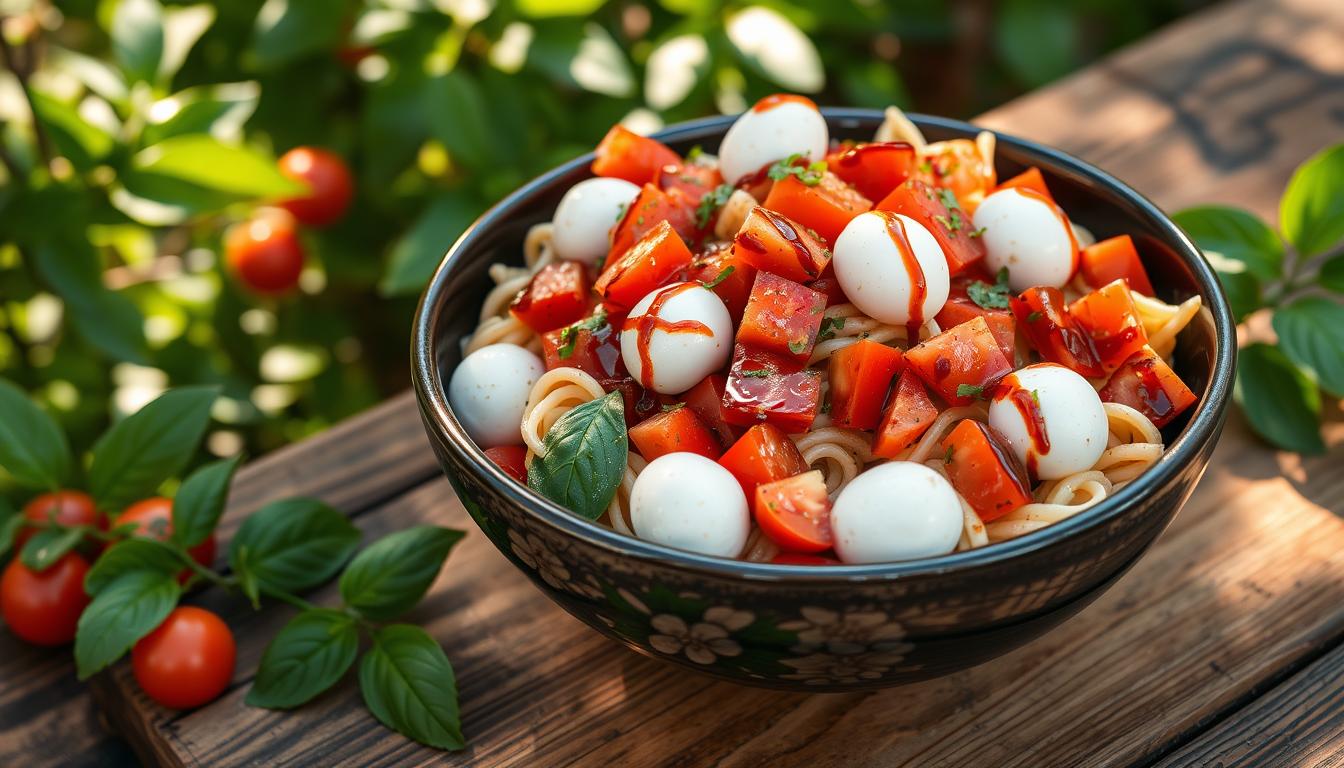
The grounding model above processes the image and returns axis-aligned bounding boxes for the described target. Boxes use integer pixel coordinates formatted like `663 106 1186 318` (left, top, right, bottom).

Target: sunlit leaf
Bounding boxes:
1234 343 1324 455
159 4 216 82
110 0 164 84
31 242 149 364
1172 206 1284 282
1272 297 1344 398
1280 144 1344 258
528 22 634 98
994 0 1077 88
29 91 116 171
132 135 304 198
252 0 345 69
143 82 260 145
645 34 709 110
727 7 823 93
516 0 605 18
379 192 485 297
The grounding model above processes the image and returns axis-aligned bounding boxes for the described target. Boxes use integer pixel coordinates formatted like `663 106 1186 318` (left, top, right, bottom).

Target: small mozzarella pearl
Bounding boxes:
973 188 1078 291
718 96 828 184
552 177 641 265
631 453 750 557
620 282 733 395
831 462 963 563
988 363 1108 480
448 344 544 446
832 211 951 326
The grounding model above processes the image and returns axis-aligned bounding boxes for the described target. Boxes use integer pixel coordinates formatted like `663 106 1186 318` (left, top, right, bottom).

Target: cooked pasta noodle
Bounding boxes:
793 426 873 495
874 106 928 148
742 527 781 563
1133 293 1201 360
896 404 988 464
603 453 647 536
808 303 940 364
986 470 1113 541
520 367 606 458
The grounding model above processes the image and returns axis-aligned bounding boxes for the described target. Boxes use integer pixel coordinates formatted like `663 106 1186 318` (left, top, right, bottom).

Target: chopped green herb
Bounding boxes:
967 267 1012 310
661 402 686 413
918 159 933 175
741 368 773 378
556 308 609 359
968 226 987 238
788 339 808 355
700 265 736 290
614 202 628 224
1031 389 1041 405
695 183 735 228
936 187 961 211
635 215 645 226
944 445 954 465
816 316 846 342
1027 310 1043 323
819 395 831 415
767 153 826 186
686 145 704 163
956 383 986 399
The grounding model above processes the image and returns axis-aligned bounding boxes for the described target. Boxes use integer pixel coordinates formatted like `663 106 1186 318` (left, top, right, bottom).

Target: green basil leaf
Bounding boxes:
1234 343 1324 455
340 526 465 621
0 378 72 490
359 625 464 750
252 0 345 69
1271 297 1344 398
1172 205 1284 282
31 242 150 364
1319 254 1344 294
19 526 84 572
247 609 359 709
132 135 305 198
228 498 359 602
88 386 218 512
527 391 627 520
172 455 242 548
1216 269 1264 324
110 0 164 84
75 571 180 679
85 538 184 595
1281 144 1344 258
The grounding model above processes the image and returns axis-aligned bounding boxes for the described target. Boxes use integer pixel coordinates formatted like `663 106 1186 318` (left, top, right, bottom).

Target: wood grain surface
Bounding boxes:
5 0 1343 766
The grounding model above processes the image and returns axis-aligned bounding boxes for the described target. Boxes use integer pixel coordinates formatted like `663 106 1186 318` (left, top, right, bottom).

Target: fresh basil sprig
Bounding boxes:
695 183 735 228
767 153 826 186
967 267 1012 310
528 390 628 520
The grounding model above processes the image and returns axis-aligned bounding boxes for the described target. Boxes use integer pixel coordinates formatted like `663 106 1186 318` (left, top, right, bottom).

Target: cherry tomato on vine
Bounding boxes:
132 606 236 710
117 497 216 584
16 489 102 550
276 147 354 227
0 553 91 646
224 207 305 295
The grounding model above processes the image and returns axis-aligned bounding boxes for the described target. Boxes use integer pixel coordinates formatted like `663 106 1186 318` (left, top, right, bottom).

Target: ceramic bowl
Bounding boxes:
412 110 1235 691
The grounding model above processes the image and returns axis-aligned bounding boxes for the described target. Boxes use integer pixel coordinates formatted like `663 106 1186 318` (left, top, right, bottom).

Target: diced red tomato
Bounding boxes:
657 162 723 207
732 206 832 283
762 173 872 245
541 310 624 380
872 369 939 458
828 340 905 431
484 445 528 483
629 407 723 461
826 142 917 201
911 139 996 208
770 552 839 565
681 374 738 448
608 184 698 259
936 279 1016 362
737 272 827 364
1010 286 1105 378
687 241 756 318
939 420 1031 522
592 125 681 186
806 273 847 307
722 344 822 434
718 423 808 499
596 219 694 310
508 261 590 334
1098 346 1198 428
905 316 1015 405
996 167 1054 202
1069 279 1149 372
754 470 832 553
875 180 986 277
611 380 670 428
1080 235 1156 296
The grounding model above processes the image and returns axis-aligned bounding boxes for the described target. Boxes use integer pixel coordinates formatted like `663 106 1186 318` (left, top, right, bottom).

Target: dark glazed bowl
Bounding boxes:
412 110 1236 690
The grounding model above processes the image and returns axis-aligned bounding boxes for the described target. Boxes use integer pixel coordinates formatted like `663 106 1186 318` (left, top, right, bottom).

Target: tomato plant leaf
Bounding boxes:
248 609 359 709
110 0 164 84
340 526 465 621
0 497 20 559
359 624 464 750
172 454 242 548
88 386 218 512
1215 270 1263 324
993 0 1077 88
85 538 185 595
158 4 214 83
1271 297 1344 398
527 391 627 521
1319 254 1344 295
29 90 116 172
228 498 360 601
1280 144 1344 258
379 191 484 297
19 527 85 572
1234 343 1324 455
252 0 345 69
0 378 72 490
132 135 305 198
75 571 180 679
1172 205 1284 282
31 242 149 365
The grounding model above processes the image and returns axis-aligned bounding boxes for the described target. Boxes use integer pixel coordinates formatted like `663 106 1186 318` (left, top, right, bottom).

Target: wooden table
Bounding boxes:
4 0 1344 764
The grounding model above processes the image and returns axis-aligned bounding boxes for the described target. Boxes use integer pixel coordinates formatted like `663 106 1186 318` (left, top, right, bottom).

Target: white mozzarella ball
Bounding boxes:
631 453 749 557
832 211 951 326
973 188 1079 291
551 177 641 265
988 363 1108 480
448 344 544 447
831 462 963 564
620 282 732 395
717 95 828 184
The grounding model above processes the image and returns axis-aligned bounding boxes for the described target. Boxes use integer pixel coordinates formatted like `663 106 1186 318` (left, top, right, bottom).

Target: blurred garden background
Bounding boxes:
0 0 1213 489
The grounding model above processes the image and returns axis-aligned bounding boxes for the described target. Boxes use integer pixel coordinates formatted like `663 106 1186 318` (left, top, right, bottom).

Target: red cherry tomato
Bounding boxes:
827 141 918 201
595 219 694 311
132 606 236 710
717 423 808 499
277 147 354 227
940 419 1032 522
872 369 939 459
721 344 822 434
17 489 102 550
828 339 906 431
911 139 996 207
225 208 305 295
118 498 216 584
876 179 987 277
754 469 833 553
483 445 529 483
0 553 91 646
1079 234 1157 296
1098 346 1198 428
629 407 722 462
904 316 1015 406
761 172 871 245
736 271 828 364
509 261 591 334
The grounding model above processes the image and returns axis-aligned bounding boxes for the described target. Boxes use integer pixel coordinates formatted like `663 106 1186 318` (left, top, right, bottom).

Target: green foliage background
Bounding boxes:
0 0 1208 495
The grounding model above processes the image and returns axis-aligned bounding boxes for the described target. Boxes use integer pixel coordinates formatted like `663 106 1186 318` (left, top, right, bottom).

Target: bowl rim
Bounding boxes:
412 108 1237 583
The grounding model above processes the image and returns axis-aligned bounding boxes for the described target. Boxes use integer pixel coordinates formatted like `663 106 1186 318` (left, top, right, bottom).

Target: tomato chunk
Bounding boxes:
1080 235 1156 296
1069 279 1149 372
732 206 832 283
1098 346 1198 428
872 369 939 458
608 184 698 260
680 374 738 448
687 241 756 318
596 219 694 310
806 273 847 307
737 271 827 364
996 167 1054 202
657 162 723 207
718 423 808 499
905 316 1015 405
827 142 917 201
508 261 590 334
722 344 822 433
828 340 905 430
484 445 528 484
875 180 986 276
939 420 1031 521
630 406 723 461
936 279 1016 362
762 173 871 245
592 125 681 186
1010 286 1105 378
755 470 833 553
541 309 624 379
